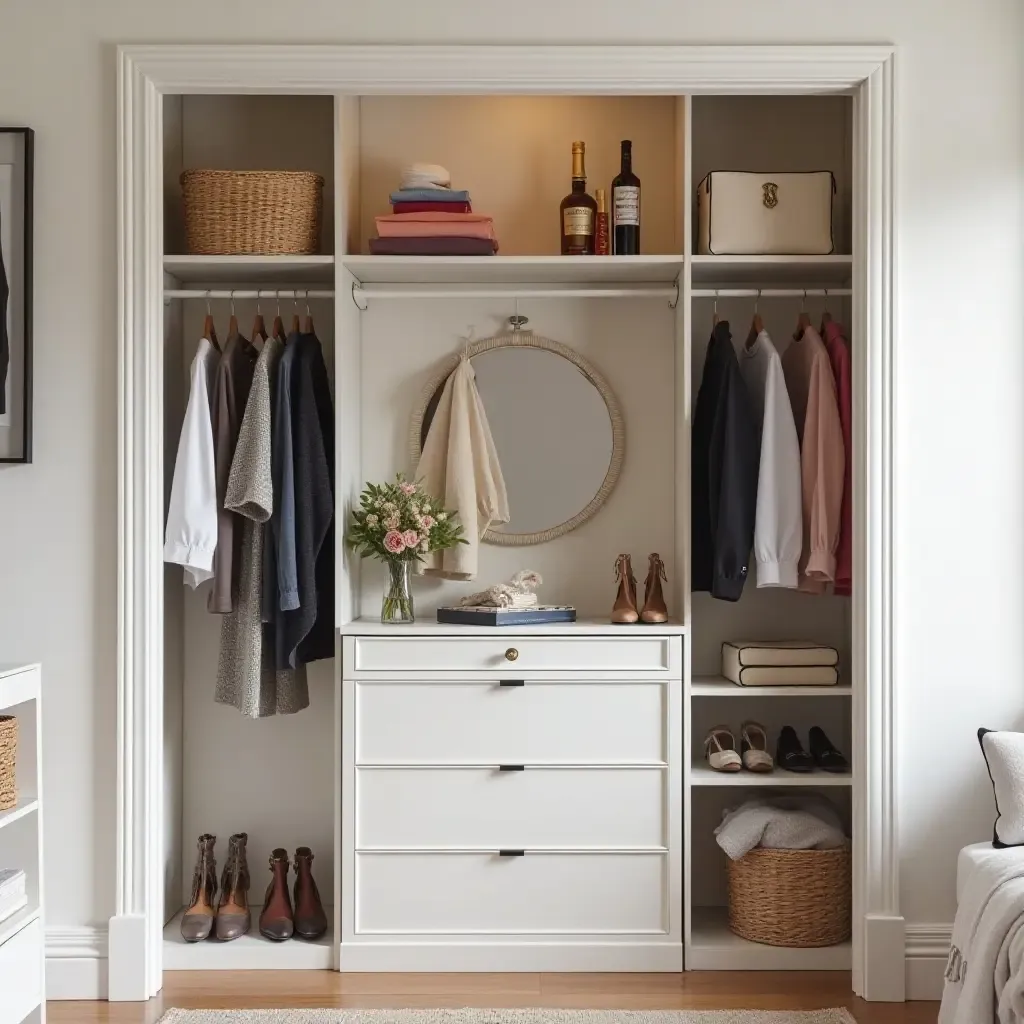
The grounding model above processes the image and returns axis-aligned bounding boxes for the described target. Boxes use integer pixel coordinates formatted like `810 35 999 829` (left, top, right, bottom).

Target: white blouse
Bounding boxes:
164 337 219 588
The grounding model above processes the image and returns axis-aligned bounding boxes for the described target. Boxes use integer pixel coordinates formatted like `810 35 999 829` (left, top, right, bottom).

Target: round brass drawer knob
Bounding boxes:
505 648 519 662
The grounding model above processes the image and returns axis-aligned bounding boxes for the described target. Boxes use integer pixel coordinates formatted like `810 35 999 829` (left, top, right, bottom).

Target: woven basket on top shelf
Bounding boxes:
0 715 17 811
726 844 851 947
180 169 324 255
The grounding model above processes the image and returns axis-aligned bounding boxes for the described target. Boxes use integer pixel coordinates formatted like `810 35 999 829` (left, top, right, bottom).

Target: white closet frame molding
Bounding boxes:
114 44 898 1002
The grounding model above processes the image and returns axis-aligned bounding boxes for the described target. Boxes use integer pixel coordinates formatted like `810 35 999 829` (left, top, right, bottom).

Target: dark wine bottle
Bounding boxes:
612 140 641 255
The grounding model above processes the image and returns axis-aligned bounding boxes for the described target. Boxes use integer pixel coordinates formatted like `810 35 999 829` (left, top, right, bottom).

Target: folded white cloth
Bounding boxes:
940 844 1024 1024
416 356 509 580
401 162 451 190
714 795 846 860
460 571 542 608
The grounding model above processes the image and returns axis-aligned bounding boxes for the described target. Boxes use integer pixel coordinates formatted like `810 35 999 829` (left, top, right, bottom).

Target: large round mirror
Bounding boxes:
410 332 624 546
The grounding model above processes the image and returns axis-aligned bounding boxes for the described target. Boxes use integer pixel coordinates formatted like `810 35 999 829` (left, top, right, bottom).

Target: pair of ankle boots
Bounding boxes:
180 833 327 943
612 552 669 624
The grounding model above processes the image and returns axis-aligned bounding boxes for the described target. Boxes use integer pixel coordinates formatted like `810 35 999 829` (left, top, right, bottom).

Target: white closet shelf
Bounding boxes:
690 254 853 288
342 254 683 286
163 254 335 285
0 663 39 711
163 909 333 970
0 797 38 833
688 906 851 971
690 763 852 787
0 905 41 949
692 676 851 698
338 616 687 636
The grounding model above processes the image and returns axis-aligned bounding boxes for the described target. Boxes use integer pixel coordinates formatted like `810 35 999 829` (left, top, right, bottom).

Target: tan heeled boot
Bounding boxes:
611 553 639 624
640 552 669 623
180 834 217 943
215 833 251 942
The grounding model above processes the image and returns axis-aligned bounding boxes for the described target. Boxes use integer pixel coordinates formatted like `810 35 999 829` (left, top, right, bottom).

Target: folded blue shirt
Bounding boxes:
390 188 471 204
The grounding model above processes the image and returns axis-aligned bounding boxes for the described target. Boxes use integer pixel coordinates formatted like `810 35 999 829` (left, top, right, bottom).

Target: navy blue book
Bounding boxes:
436 605 577 627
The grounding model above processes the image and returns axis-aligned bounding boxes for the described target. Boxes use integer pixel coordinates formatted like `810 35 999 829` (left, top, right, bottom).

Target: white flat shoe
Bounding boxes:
704 726 742 773
741 721 774 773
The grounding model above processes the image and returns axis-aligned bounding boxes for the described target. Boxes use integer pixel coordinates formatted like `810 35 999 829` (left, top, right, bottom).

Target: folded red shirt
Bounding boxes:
391 200 472 214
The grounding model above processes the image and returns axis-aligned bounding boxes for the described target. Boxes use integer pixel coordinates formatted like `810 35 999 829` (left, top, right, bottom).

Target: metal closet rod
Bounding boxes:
163 289 335 300
692 288 852 298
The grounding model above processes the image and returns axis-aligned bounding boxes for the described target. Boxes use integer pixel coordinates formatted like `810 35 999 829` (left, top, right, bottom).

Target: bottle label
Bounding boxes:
613 186 640 227
563 206 595 236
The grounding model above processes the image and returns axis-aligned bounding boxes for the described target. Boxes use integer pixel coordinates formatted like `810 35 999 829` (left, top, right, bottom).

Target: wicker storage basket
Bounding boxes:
726 845 851 947
180 169 324 255
0 715 17 811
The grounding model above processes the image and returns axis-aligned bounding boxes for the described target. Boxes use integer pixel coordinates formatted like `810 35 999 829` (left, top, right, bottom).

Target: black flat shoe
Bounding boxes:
809 726 850 773
776 725 815 773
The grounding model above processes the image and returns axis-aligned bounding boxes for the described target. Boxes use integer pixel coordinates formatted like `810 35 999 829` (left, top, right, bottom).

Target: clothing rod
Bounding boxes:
691 288 852 298
163 289 336 300
351 284 678 304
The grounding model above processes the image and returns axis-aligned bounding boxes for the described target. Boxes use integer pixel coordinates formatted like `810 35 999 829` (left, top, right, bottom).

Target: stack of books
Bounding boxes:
721 641 840 686
370 162 497 256
0 868 27 925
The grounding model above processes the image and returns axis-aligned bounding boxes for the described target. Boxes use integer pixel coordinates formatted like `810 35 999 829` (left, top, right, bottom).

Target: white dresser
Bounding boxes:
340 621 683 971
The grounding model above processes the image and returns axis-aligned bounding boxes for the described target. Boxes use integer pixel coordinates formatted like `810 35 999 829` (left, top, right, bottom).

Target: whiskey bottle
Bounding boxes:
559 141 596 255
595 188 610 255
612 140 641 254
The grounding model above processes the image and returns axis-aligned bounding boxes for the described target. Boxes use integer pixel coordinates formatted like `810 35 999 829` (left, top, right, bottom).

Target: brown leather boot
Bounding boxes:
180 834 217 943
611 553 639 624
259 848 294 942
292 847 328 941
640 552 669 624
215 833 251 942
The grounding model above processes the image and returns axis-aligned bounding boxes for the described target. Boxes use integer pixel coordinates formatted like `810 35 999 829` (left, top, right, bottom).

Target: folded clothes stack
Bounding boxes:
721 640 839 686
370 163 497 256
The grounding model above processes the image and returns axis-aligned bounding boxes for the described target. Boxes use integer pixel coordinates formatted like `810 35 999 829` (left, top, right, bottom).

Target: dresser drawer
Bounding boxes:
349 635 676 677
355 679 666 764
355 851 665 934
357 766 665 848
0 918 42 1024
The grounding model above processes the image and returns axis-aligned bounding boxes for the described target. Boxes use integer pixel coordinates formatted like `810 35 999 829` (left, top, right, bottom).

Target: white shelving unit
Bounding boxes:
163 254 335 285
0 664 44 1024
691 675 851 698
690 763 853 787
690 254 852 287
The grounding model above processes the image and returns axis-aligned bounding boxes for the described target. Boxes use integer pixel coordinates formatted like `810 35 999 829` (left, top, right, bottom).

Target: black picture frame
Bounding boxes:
0 126 33 464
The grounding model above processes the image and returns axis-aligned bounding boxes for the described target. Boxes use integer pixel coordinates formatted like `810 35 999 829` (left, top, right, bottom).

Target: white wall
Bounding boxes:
0 0 1020 972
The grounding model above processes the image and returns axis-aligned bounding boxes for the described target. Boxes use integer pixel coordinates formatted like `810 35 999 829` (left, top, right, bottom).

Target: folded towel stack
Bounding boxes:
371 163 497 256
721 640 840 686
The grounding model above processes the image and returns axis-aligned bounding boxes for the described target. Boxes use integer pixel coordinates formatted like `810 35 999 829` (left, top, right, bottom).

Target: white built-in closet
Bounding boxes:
159 90 853 974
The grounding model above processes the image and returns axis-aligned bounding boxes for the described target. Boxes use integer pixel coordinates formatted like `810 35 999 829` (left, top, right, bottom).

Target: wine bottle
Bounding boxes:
612 140 641 255
595 189 610 255
559 141 596 255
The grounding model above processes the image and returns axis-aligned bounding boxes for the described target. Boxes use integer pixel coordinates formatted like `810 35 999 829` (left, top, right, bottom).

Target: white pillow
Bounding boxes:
978 728 1024 847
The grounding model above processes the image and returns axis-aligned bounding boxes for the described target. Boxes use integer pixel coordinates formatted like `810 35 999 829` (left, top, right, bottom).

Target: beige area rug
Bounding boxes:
158 1010 858 1023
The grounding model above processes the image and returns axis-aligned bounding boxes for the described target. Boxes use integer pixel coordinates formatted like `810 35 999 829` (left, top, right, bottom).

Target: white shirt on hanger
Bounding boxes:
740 329 803 588
164 337 219 588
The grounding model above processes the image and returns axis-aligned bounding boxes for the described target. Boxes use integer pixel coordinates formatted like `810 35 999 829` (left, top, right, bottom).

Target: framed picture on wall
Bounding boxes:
0 127 33 464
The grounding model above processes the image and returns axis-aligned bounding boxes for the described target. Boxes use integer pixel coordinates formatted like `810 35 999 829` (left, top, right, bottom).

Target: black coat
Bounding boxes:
691 321 759 601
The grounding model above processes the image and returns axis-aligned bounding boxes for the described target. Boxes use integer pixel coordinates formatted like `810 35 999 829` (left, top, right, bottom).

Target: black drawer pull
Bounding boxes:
499 764 525 772
499 679 525 687
499 849 525 857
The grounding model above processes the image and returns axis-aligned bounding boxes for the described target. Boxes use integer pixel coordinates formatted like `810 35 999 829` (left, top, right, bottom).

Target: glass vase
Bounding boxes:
381 559 414 624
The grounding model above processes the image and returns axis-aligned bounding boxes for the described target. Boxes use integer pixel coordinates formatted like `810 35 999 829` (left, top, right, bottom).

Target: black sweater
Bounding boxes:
691 322 759 601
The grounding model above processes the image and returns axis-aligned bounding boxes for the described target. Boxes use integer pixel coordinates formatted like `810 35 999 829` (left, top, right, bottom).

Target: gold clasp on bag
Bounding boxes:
762 181 779 209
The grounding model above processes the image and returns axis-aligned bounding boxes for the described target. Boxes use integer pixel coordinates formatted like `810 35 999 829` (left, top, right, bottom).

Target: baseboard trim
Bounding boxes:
46 925 109 1000
905 923 952 1001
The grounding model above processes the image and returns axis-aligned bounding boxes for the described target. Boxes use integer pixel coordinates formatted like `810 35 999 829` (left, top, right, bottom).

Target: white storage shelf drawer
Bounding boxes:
355 851 666 934
357 766 666 848
0 919 42 1024
350 635 676 676
356 679 667 764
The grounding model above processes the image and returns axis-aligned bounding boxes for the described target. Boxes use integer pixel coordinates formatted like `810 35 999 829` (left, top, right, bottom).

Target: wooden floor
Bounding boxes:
49 973 938 1022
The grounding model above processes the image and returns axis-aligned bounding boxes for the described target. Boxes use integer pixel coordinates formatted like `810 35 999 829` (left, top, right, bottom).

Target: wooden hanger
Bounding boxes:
745 291 763 350
227 292 239 339
290 296 300 335
303 292 314 334
272 294 285 341
203 294 218 349
251 299 268 347
794 290 811 341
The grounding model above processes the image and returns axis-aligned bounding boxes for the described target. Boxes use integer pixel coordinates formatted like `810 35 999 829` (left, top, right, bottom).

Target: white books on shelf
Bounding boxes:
722 641 840 686
0 869 27 925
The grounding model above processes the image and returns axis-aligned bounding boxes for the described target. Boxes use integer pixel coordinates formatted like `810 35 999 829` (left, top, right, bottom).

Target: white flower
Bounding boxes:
365 513 378 527
419 540 429 552
410 502 420 515
385 515 400 531
382 501 397 514
437 512 447 521
373 497 383 508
